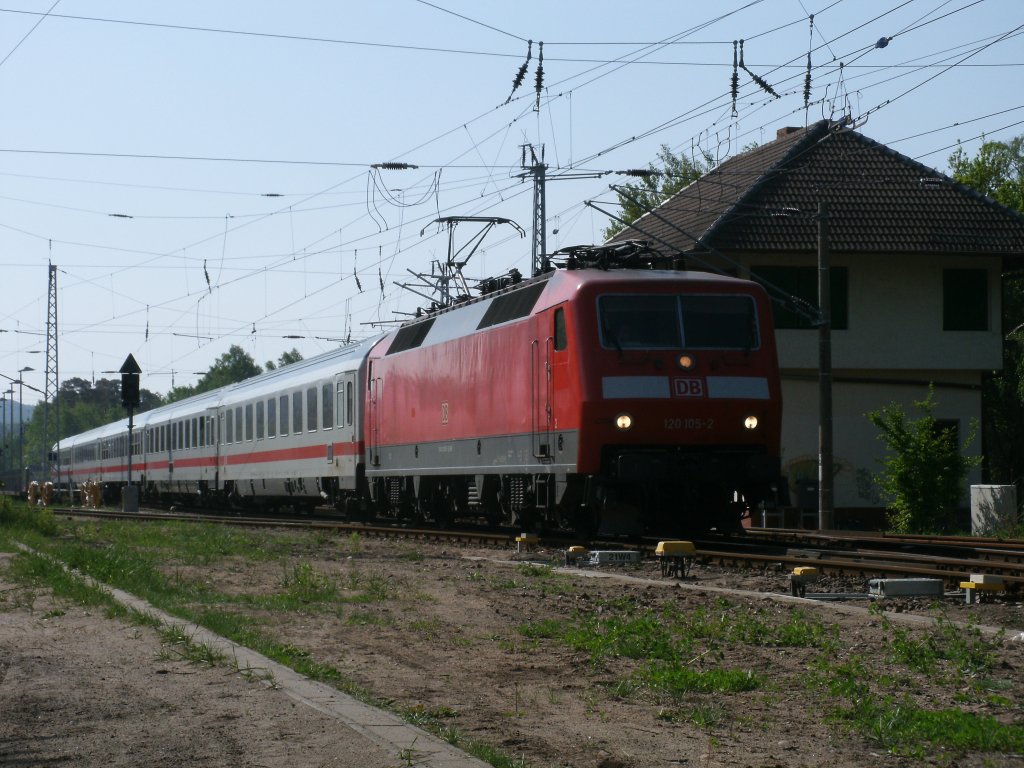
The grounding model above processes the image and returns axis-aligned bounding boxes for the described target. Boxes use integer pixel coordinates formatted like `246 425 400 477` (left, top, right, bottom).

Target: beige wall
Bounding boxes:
779 373 984 511
742 253 1003 371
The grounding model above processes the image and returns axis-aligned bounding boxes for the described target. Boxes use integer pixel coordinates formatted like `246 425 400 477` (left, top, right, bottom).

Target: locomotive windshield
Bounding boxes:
598 293 759 350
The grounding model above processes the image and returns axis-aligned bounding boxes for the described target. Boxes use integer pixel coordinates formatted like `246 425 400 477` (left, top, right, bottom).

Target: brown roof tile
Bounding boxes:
608 120 1024 258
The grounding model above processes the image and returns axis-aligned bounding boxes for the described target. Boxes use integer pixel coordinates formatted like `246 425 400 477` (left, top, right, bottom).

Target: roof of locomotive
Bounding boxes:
375 265 765 357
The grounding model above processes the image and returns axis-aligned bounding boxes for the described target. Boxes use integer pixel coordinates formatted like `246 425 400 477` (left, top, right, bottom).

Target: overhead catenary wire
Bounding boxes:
4 0 1019 385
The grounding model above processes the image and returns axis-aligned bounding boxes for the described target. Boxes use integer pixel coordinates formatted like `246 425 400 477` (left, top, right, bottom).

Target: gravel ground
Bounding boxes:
2 534 1023 768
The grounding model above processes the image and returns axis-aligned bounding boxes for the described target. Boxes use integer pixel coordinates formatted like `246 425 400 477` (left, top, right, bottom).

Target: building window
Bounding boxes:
750 265 848 330
943 269 987 330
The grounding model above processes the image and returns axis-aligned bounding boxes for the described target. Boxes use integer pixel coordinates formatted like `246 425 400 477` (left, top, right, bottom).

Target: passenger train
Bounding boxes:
54 246 783 534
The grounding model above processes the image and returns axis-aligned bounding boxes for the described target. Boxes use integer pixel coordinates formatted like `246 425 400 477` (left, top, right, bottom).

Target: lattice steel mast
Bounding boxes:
43 262 60 484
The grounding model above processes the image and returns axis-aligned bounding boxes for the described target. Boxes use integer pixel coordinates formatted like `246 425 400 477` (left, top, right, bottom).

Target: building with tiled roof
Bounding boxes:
609 120 1024 527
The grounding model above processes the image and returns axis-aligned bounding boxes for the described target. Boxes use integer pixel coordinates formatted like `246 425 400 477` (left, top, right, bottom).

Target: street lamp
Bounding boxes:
0 390 5 473
4 385 13 474
18 366 33 492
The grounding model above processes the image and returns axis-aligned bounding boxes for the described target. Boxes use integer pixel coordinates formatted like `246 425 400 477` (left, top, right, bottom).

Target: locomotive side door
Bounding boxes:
367 363 381 467
531 313 554 460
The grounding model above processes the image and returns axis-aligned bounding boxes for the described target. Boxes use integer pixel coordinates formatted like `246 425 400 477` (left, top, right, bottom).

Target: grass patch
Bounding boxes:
833 696 1024 756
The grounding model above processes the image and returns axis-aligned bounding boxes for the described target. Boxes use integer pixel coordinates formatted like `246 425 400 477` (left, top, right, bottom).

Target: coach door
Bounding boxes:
333 372 358 487
205 408 220 489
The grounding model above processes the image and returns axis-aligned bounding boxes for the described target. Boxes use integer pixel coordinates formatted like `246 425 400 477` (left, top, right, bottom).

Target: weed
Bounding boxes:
281 560 338 603
158 624 226 666
344 610 394 627
687 702 728 728
639 662 760 696
516 618 564 640
398 546 424 562
343 531 362 555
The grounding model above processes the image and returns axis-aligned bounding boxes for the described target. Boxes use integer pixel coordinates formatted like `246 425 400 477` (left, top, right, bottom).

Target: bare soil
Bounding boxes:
2 536 1024 768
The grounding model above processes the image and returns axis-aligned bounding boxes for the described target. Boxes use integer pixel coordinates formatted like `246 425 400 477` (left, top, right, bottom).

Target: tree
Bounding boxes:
22 377 161 469
265 348 303 370
867 389 979 533
166 345 262 403
948 136 1024 213
603 145 715 241
948 135 1024 493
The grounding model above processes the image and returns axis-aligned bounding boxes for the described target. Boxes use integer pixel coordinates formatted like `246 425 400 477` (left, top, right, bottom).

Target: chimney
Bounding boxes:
776 126 803 140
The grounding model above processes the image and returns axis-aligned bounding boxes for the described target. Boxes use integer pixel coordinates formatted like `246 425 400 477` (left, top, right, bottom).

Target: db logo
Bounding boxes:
441 401 449 424
673 378 705 397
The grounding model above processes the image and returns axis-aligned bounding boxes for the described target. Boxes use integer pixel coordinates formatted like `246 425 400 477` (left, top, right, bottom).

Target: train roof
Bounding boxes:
376 265 765 356
55 336 382 450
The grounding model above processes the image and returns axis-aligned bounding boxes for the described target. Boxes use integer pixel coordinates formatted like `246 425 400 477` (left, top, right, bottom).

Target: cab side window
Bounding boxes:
554 307 567 351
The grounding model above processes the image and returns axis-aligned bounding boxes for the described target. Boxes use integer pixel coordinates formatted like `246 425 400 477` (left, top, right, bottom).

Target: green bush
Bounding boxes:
866 388 980 533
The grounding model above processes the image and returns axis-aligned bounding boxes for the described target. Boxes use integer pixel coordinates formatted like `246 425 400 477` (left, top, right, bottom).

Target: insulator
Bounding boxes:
731 40 739 116
804 54 812 108
534 42 544 111
372 162 418 170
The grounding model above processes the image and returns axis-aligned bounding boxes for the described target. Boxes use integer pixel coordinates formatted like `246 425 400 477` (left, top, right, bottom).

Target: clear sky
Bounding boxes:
0 0 1021 405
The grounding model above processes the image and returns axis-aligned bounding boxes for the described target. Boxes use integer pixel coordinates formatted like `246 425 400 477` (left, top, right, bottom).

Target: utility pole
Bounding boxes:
43 263 60 489
817 202 834 530
18 366 33 492
518 144 547 277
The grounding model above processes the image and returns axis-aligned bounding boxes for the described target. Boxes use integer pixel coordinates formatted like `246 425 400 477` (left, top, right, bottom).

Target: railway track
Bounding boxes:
41 504 1024 591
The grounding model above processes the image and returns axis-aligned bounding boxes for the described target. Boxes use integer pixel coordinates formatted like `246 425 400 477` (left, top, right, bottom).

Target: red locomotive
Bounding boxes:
55 245 781 535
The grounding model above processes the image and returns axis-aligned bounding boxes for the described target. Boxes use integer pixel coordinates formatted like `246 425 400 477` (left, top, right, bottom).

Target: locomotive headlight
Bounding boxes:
615 413 633 431
744 415 759 430
677 354 696 370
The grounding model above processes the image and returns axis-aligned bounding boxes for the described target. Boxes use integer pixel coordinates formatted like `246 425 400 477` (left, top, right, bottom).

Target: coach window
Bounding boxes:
336 382 344 428
307 387 318 432
280 394 289 436
245 403 254 441
322 383 333 430
554 308 567 351
178 421 184 451
347 381 354 426
225 410 233 444
186 419 192 451
267 398 277 438
199 417 205 447
192 417 198 448
256 401 265 440
292 391 302 435
234 406 243 443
